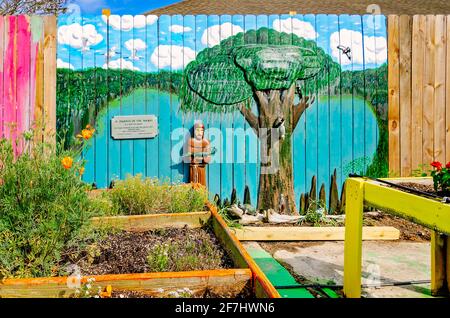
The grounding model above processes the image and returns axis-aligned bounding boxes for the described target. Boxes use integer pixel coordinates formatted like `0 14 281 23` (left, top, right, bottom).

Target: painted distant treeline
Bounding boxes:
56 68 182 147
341 63 388 121
342 63 389 177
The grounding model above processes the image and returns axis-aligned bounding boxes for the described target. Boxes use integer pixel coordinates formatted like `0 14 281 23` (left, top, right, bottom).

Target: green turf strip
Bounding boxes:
245 244 315 298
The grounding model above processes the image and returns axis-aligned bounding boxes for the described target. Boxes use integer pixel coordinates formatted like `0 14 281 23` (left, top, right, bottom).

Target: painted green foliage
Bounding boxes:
180 28 341 113
56 68 180 147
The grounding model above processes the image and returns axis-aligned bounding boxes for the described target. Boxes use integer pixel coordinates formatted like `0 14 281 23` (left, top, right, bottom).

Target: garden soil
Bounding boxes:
63 226 234 275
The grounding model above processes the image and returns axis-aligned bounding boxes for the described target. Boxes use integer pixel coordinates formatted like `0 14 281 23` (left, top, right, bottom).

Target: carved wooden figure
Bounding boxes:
185 120 211 187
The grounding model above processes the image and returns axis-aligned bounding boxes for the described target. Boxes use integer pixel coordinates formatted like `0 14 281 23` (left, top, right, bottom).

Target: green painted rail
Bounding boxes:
245 244 339 298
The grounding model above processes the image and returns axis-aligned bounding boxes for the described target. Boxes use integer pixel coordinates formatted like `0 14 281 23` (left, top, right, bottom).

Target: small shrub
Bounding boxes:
108 175 208 214
0 128 104 278
146 232 225 272
302 200 325 225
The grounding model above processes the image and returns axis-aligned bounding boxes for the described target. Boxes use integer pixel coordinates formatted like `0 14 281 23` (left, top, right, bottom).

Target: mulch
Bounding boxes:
65 227 234 276
363 212 431 242
109 285 254 298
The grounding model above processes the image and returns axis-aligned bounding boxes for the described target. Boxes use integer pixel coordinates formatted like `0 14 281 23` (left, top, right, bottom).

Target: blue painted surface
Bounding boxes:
58 13 388 206
83 89 379 204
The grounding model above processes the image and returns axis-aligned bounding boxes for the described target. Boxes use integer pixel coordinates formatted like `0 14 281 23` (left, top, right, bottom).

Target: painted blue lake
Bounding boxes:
83 88 379 206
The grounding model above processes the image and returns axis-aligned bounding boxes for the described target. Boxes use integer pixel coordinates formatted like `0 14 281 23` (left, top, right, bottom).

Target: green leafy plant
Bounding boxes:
412 164 431 177
430 161 450 194
146 235 225 272
0 129 105 278
57 68 180 149
107 174 208 214
301 200 342 227
216 206 242 229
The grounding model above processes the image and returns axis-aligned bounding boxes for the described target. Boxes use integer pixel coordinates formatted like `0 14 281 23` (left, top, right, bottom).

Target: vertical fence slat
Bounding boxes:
411 15 425 172
232 14 245 203
434 15 446 164
145 15 159 180
34 16 44 145
107 15 122 183
93 14 107 187
243 14 258 206
202 14 221 197
4 16 17 147
399 15 412 177
316 14 330 207
304 14 319 203
388 15 400 176
156 15 171 181
134 15 147 178
43 15 56 145
120 15 133 179
132 15 147 176
337 15 353 180
16 16 31 153
291 13 307 201
219 14 233 199
362 14 377 177
0 16 5 138
169 14 185 183
423 15 436 166
81 13 96 185
447 15 450 164
328 14 342 196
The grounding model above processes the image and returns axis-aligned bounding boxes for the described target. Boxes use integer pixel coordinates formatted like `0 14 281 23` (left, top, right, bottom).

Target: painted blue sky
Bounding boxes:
69 0 180 15
57 13 387 73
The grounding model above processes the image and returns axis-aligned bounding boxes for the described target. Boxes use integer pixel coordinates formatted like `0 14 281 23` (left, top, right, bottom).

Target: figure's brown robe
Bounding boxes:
187 138 211 186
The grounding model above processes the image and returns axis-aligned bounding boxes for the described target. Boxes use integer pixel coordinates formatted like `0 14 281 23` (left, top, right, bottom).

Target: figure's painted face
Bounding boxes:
194 126 204 140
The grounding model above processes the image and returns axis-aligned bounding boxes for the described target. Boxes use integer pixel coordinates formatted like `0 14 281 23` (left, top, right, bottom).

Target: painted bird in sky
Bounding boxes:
128 48 143 61
337 45 352 61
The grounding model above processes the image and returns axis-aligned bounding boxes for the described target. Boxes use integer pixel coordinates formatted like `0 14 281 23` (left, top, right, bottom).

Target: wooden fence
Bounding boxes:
55 14 388 210
0 15 56 152
388 15 450 176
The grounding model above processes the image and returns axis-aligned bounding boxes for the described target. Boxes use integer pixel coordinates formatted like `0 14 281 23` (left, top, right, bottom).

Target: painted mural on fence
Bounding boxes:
56 13 388 212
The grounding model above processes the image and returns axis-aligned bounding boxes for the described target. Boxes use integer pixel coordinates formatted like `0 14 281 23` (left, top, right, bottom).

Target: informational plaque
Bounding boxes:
111 115 158 140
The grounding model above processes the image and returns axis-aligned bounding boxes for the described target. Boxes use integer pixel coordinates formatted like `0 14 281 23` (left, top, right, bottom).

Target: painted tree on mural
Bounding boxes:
180 28 340 213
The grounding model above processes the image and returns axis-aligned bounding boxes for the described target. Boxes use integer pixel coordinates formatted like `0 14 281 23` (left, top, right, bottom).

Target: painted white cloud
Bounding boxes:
124 39 147 60
151 45 196 70
102 15 158 31
169 25 192 33
57 58 74 70
103 58 139 71
124 39 147 51
272 18 318 40
58 23 103 50
330 29 387 66
201 22 244 47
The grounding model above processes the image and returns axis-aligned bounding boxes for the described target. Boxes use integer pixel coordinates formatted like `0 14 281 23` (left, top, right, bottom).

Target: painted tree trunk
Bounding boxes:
255 85 297 214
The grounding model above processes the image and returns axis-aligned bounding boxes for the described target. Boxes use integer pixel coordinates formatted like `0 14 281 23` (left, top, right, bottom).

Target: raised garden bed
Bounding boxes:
0 203 278 298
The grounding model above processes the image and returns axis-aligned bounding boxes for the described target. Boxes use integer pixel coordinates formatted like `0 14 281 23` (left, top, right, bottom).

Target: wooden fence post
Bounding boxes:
431 231 450 296
343 178 364 298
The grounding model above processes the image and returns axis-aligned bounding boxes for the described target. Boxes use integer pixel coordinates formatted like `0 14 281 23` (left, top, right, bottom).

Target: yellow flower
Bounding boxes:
61 157 73 170
77 125 96 140
100 285 112 298
79 167 85 176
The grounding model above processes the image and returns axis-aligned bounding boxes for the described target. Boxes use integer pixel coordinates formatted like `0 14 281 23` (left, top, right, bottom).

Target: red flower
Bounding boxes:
446 162 450 169
431 161 443 171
